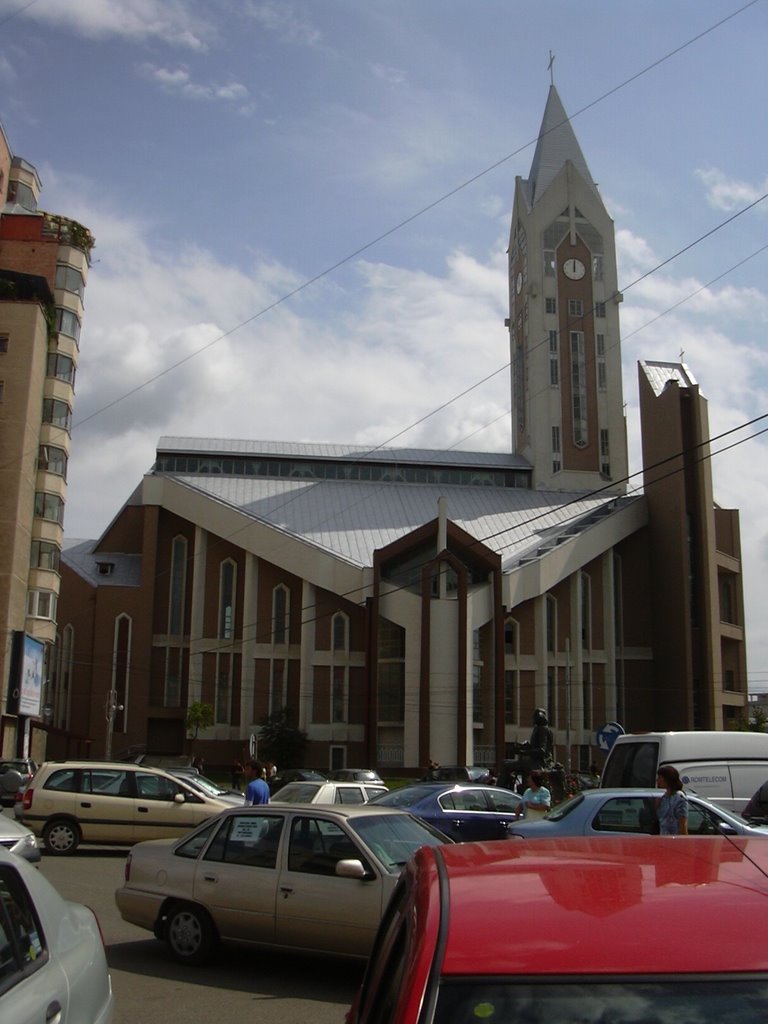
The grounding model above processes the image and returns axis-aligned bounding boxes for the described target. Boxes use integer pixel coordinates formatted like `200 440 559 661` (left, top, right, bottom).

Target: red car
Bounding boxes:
348 836 768 1024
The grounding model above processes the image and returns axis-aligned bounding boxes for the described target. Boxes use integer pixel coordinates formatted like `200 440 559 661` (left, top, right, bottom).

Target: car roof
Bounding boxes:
417 837 768 975
217 803 414 821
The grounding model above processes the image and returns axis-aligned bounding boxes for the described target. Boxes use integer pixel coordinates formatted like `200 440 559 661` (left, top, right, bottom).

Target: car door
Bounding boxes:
191 811 284 943
437 787 505 841
275 813 385 955
133 771 215 840
0 863 69 1024
78 767 137 843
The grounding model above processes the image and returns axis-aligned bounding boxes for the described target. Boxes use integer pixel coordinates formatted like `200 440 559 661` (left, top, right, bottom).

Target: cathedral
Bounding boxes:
44 87 747 773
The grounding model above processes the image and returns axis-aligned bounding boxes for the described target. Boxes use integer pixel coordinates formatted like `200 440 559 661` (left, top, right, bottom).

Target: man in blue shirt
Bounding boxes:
244 760 270 805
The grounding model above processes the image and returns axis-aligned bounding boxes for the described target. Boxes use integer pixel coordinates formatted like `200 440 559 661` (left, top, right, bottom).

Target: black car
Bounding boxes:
267 768 327 795
419 765 491 784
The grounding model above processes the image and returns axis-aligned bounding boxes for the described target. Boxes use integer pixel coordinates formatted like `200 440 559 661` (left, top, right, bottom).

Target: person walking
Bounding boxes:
656 765 688 835
244 760 270 805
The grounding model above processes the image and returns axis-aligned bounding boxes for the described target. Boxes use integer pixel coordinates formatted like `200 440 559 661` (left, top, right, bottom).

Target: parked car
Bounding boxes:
348 835 768 1024
271 781 388 804
0 844 113 1023
164 769 243 806
419 765 491 784
267 768 327 794
369 783 522 841
507 787 768 839
115 803 450 965
19 761 233 855
327 769 384 783
0 758 38 807
0 812 41 864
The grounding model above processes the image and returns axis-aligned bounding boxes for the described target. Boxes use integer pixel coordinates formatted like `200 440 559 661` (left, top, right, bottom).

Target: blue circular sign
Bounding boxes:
596 721 625 752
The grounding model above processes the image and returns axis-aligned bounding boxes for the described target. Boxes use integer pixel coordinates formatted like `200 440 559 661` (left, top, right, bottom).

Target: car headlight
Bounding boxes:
13 833 39 854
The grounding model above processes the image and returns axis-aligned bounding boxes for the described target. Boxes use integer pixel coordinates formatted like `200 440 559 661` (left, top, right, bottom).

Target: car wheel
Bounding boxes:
165 903 218 965
42 818 81 855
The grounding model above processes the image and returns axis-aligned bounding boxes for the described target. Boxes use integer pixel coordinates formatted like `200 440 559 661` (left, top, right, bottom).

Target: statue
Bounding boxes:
498 707 555 791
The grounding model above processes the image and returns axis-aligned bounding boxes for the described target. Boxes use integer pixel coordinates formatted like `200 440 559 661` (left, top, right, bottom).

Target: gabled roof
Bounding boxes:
523 85 598 206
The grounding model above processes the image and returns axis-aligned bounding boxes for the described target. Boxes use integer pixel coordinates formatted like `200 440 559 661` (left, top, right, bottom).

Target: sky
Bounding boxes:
2 0 768 687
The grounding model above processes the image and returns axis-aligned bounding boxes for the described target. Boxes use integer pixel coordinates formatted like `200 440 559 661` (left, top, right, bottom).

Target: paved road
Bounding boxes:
13 821 364 1024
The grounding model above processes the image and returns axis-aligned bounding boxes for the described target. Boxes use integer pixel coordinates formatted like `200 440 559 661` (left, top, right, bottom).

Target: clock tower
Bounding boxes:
509 86 628 494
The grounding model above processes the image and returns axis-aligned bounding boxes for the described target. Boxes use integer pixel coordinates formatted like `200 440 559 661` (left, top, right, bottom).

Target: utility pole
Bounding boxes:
104 689 123 761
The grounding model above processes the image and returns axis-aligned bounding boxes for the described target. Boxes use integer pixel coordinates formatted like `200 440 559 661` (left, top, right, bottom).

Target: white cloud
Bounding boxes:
245 1 322 47
696 167 768 213
370 63 407 86
21 0 213 50
138 64 249 104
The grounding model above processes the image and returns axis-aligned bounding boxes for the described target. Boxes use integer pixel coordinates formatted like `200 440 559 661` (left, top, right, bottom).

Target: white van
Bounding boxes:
600 731 768 815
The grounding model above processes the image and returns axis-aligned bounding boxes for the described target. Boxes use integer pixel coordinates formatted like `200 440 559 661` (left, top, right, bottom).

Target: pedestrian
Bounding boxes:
231 758 243 791
244 759 270 805
517 770 551 819
655 765 688 835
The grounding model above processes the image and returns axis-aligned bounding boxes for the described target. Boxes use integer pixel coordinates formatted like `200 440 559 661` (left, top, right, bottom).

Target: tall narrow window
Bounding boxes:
596 333 607 391
378 618 405 722
545 297 557 315
600 429 610 477
112 614 131 734
332 612 348 652
216 656 231 724
592 254 603 280
552 426 561 474
273 585 289 645
581 573 592 651
504 618 519 725
544 250 555 276
332 666 346 723
549 331 559 386
568 299 583 317
546 596 557 654
472 630 484 723
570 332 588 447
168 536 187 636
219 560 236 640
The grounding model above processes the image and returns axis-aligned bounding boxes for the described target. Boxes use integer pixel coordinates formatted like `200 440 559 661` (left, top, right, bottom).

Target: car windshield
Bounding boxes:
349 813 447 871
186 774 228 797
433 978 768 1024
272 783 321 802
369 786 435 807
543 792 585 821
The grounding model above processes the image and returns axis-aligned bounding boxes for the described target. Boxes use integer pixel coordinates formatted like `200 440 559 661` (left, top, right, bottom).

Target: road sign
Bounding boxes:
596 721 625 753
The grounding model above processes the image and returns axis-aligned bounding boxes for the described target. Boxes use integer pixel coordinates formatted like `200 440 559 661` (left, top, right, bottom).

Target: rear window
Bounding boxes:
601 741 659 787
433 978 768 1024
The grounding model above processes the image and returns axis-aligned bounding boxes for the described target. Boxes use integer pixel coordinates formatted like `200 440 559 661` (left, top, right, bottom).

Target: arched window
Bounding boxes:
273 585 289 645
168 536 187 636
219 560 236 640
332 612 348 652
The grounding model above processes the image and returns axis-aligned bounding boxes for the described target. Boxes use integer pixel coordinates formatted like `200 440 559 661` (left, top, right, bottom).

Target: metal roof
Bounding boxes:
62 539 142 587
162 472 638 570
156 436 530 470
640 360 698 398
523 85 598 207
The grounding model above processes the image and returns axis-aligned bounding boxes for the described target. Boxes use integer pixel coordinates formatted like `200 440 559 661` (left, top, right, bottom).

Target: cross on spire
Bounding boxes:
548 51 555 85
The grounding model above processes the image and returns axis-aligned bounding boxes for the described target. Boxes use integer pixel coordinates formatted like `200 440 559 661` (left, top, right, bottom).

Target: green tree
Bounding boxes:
259 706 307 768
185 701 214 741
736 705 768 733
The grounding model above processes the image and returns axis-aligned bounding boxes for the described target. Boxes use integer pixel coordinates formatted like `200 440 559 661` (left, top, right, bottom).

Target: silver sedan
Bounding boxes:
0 810 40 864
508 788 768 838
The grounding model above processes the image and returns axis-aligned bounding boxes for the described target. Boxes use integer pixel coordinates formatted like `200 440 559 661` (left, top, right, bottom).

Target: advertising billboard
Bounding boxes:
6 631 45 717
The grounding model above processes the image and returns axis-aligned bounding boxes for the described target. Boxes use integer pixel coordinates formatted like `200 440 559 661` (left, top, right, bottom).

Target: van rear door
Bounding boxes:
601 739 660 787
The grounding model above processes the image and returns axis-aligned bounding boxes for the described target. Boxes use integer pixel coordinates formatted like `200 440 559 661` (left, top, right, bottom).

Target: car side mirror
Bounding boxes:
174 793 186 804
335 858 372 880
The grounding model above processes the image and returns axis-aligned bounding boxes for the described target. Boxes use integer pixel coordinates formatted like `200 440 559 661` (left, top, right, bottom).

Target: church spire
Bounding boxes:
525 86 597 206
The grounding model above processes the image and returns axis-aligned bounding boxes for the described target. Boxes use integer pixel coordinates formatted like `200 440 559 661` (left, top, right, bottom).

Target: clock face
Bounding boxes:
516 272 523 294
563 258 586 281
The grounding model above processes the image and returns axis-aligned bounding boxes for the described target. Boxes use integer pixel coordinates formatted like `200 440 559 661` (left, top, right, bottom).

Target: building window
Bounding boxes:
592 254 603 281
504 618 519 726
582 668 592 730
168 536 187 636
544 250 555 277
600 429 610 477
549 331 559 386
552 426 561 474
30 540 61 572
378 617 405 722
596 333 607 391
721 577 737 624
546 596 557 654
332 665 347 723
219 560 236 640
595 301 606 318
54 264 85 300
42 398 72 433
472 629 484 723
46 352 76 386
568 298 583 317
581 573 592 651
570 332 588 447
55 623 74 729
112 614 130 733
34 491 64 524
332 612 349 652
27 589 57 620
37 445 68 477
545 297 557 315
54 308 81 344
0 380 4 402
504 670 517 725
273 585 289 645
7 179 36 211
0 334 8 352
216 657 231 724
270 659 286 712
